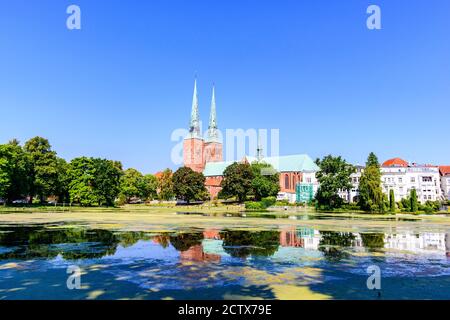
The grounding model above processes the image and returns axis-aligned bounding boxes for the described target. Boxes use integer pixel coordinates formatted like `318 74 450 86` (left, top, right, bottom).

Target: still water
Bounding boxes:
0 220 449 300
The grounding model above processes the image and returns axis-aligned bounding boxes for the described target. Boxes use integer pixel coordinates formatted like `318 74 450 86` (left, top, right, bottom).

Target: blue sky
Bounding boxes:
0 0 449 173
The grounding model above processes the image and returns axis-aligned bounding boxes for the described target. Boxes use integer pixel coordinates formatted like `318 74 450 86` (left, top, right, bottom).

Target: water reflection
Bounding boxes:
0 226 448 262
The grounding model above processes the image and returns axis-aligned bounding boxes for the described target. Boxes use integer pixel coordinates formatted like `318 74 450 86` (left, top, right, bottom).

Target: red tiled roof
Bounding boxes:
439 166 450 176
382 158 409 167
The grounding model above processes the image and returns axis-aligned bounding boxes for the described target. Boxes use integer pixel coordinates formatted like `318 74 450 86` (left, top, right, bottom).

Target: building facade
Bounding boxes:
439 166 450 200
339 165 364 203
381 158 441 204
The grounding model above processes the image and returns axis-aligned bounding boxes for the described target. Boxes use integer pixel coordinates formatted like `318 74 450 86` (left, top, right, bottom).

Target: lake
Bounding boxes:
0 210 449 300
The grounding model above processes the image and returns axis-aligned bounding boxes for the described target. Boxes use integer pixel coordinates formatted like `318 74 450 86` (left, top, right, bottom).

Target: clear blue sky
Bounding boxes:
1 0 449 173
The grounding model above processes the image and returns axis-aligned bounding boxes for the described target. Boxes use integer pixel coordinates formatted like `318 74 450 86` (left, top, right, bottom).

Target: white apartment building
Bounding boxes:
381 158 441 204
439 166 450 200
339 166 364 203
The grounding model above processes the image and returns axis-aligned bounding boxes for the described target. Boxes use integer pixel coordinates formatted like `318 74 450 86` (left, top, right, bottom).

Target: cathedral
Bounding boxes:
183 80 320 202
183 79 223 173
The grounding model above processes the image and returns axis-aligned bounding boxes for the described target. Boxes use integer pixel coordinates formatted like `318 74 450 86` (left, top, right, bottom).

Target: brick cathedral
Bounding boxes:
183 79 223 173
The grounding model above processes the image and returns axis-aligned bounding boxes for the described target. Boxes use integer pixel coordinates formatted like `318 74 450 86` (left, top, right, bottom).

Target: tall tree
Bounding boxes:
67 157 97 206
250 162 280 201
389 189 396 213
55 157 70 203
172 167 207 203
119 169 159 203
67 157 122 206
0 141 32 203
315 155 355 209
92 158 123 206
219 162 254 202
24 137 59 203
157 169 174 201
142 174 158 200
410 189 418 213
358 152 385 213
120 168 145 202
0 145 11 201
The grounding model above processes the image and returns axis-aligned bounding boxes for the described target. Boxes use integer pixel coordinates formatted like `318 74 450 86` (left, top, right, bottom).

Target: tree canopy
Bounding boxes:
358 152 385 213
172 166 207 203
219 162 254 202
158 169 174 201
250 162 280 201
315 155 355 209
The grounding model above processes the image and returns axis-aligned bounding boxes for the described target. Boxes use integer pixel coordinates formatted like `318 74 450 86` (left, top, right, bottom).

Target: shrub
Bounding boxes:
261 196 276 208
244 201 267 211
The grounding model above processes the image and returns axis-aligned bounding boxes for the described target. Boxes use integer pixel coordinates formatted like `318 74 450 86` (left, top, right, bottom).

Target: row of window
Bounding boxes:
383 176 434 184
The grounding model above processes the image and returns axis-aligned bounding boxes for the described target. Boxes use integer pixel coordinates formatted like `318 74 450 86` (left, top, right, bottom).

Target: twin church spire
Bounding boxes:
188 79 219 142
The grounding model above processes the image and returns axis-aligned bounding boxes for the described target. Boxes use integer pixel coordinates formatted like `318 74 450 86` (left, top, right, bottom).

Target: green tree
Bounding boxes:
24 137 59 203
358 153 385 213
219 162 254 202
142 174 158 200
0 146 11 201
67 157 122 206
0 141 32 203
120 168 145 202
92 158 123 206
250 162 280 201
410 189 418 213
172 166 207 203
315 155 355 209
67 157 97 206
157 169 174 201
389 189 396 213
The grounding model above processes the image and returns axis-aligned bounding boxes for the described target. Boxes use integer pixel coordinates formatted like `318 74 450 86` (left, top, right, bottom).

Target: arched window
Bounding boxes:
292 175 295 189
285 174 290 190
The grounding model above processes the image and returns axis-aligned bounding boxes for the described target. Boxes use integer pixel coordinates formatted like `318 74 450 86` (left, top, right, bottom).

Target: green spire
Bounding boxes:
188 79 201 139
206 85 219 142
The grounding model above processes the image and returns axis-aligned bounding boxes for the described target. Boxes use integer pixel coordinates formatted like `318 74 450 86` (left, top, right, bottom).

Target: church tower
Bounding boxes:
183 79 205 172
204 85 223 163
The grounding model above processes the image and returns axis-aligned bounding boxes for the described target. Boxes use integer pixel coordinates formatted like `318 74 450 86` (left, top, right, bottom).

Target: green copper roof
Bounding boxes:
206 85 220 143
203 154 319 177
187 79 202 139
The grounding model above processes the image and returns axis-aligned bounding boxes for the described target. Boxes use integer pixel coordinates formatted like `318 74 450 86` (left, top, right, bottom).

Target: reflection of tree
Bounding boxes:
117 231 152 248
360 233 385 249
220 230 280 258
153 234 171 249
170 232 204 252
319 231 356 261
0 227 119 260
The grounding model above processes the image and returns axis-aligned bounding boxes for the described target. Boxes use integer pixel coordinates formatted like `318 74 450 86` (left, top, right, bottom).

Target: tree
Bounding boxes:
55 157 70 203
389 189 396 213
0 141 32 203
315 155 355 209
0 146 11 201
410 189 418 213
120 168 145 202
157 169 174 201
92 158 123 206
250 162 280 201
358 153 385 213
120 169 159 203
172 167 207 203
142 174 158 200
67 157 97 206
67 157 122 206
24 137 59 203
219 162 254 202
